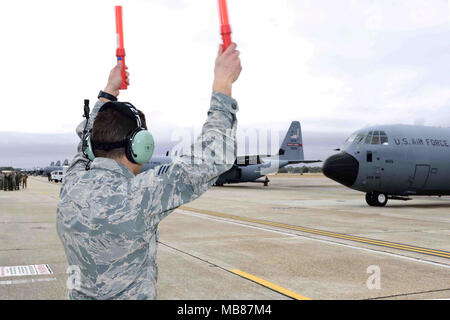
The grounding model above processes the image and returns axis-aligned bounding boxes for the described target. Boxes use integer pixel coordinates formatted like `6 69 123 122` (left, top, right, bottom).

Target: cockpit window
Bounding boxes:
344 133 357 144
380 131 389 145
364 131 373 144
371 132 380 144
354 134 365 144
344 133 366 147
365 130 389 145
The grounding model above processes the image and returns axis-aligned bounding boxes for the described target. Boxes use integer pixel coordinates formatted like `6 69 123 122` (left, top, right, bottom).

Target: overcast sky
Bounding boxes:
1 0 450 168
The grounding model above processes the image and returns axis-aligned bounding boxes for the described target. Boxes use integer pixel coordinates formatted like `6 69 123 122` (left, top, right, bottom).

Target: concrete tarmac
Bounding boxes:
0 174 449 300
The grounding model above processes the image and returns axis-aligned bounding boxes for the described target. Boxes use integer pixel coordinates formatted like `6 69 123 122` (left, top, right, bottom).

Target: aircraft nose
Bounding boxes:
323 152 359 187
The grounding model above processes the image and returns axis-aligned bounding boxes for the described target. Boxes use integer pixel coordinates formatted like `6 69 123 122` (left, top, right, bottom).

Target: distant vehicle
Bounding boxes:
323 125 450 207
50 166 68 183
50 170 64 183
141 121 321 186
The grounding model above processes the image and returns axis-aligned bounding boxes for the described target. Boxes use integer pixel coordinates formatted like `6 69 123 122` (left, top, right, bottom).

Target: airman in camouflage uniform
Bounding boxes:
8 173 14 191
22 173 28 189
56 43 242 299
15 172 21 190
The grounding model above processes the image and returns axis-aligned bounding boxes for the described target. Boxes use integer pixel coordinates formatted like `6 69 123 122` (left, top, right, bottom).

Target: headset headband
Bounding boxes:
84 100 154 165
92 101 143 151
99 101 142 128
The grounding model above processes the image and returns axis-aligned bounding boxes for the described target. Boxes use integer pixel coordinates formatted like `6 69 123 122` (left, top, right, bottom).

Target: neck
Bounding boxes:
116 156 142 176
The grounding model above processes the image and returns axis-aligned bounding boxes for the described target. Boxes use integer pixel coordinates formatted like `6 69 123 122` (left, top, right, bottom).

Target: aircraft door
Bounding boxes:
366 150 382 190
410 165 430 190
377 145 397 192
363 131 390 191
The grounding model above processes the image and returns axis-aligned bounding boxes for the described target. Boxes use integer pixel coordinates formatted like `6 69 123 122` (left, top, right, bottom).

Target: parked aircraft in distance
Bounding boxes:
323 125 450 206
141 121 321 186
42 159 69 176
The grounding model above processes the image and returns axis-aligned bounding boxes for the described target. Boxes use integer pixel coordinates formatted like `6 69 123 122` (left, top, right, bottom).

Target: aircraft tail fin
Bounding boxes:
278 121 304 162
50 162 54 166
55 160 61 166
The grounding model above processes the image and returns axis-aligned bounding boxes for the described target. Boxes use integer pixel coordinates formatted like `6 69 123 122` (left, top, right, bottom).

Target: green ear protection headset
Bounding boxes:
83 101 155 165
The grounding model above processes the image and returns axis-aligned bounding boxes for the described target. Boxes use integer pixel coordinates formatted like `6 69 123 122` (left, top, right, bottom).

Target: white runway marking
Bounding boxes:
178 210 450 270
0 277 56 285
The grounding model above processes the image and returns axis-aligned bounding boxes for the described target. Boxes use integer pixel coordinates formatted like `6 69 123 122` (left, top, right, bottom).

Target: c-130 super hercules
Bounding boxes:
141 121 321 186
323 124 450 207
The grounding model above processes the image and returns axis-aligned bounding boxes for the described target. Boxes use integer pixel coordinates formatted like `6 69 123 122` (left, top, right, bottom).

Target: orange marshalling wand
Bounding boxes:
218 0 232 51
115 5 127 90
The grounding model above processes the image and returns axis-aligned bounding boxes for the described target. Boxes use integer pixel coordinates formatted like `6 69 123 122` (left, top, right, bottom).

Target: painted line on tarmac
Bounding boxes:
0 277 56 286
179 206 450 259
229 269 311 300
178 208 450 269
368 287 450 300
180 207 450 259
158 241 310 300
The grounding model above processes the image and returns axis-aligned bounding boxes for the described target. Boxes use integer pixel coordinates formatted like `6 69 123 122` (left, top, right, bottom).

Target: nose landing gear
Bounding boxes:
365 192 388 207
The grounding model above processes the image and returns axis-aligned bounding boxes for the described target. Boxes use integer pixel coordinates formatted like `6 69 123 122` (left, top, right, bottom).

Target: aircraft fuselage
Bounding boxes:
323 125 450 206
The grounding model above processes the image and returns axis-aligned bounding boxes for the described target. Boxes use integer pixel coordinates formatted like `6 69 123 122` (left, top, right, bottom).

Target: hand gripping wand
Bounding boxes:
115 5 127 90
218 0 232 51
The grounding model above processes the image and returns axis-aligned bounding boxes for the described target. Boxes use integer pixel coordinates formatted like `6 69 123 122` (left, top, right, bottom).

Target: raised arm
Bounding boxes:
67 62 129 173
132 43 242 223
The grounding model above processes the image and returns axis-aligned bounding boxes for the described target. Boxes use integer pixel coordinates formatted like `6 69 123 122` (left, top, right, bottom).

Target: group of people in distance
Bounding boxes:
0 171 28 191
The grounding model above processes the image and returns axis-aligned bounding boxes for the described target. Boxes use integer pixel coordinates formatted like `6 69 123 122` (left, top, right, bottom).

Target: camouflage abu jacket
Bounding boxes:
56 91 238 299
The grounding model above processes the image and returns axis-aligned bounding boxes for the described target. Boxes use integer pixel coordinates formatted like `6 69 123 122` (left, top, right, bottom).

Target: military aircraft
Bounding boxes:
323 124 450 206
141 121 321 186
42 159 69 176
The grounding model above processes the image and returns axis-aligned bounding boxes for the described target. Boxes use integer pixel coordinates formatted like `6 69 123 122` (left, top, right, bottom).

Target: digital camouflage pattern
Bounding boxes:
56 91 238 299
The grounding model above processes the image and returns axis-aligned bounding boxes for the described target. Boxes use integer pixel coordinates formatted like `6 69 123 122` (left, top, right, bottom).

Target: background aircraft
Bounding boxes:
141 121 321 186
42 159 69 176
323 124 450 206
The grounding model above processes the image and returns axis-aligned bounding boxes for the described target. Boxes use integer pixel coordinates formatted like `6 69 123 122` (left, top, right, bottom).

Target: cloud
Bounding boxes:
0 131 178 168
0 121 347 168
1 0 450 167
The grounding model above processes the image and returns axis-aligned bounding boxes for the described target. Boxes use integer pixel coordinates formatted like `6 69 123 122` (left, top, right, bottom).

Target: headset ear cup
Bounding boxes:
131 130 155 164
85 136 96 161
124 128 139 164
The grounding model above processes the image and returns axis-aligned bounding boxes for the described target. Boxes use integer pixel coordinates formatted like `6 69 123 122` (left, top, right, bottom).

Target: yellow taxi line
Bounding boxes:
229 269 311 300
179 206 450 259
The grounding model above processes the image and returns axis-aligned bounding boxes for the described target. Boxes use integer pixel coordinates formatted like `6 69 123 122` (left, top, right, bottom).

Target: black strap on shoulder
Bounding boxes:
81 99 90 153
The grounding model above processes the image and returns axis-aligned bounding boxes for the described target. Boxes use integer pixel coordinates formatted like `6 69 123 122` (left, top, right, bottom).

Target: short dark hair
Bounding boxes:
91 108 147 160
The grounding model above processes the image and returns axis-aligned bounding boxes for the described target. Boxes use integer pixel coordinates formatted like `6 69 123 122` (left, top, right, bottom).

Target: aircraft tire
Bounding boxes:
365 193 376 206
366 192 388 207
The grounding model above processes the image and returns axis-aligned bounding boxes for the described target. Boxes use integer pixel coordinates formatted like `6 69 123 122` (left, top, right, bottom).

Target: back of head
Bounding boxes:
91 108 147 160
